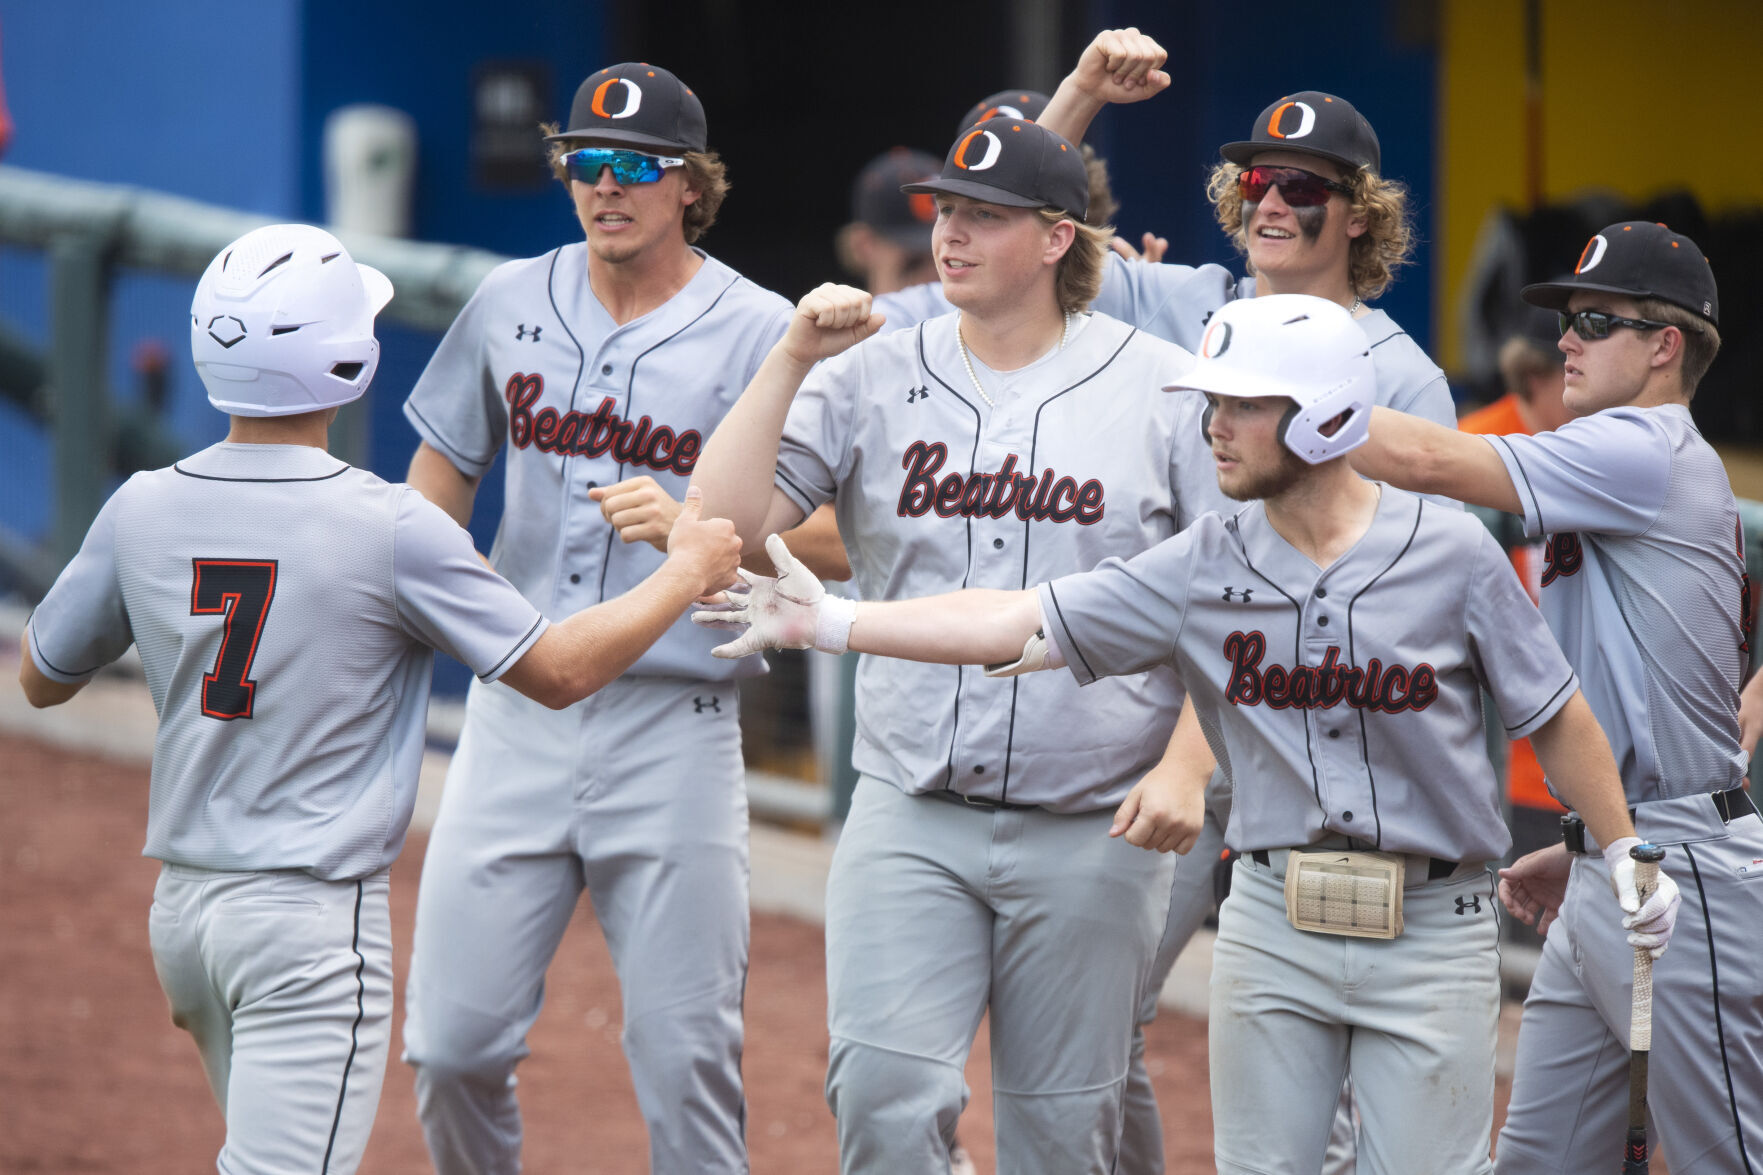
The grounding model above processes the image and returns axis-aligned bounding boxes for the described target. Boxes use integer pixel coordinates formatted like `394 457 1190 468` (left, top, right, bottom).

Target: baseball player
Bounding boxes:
15 224 742 1175
837 147 942 296
874 34 1456 431
395 64 791 1174
698 293 1661 1175
691 117 1210 1173
1019 32 1470 1168
1350 221 1760 1173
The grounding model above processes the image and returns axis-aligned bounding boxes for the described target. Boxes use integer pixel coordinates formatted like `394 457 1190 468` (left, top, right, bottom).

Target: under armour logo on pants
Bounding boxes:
694 696 721 713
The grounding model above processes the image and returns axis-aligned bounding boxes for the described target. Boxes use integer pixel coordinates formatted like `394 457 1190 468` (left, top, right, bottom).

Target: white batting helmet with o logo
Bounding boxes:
1165 295 1375 465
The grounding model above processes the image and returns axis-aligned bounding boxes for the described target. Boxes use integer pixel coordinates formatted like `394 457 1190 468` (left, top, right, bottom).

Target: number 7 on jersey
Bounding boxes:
190 559 278 720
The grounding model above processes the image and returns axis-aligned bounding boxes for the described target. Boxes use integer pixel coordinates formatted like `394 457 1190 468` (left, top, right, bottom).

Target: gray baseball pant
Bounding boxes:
402 676 750 1174
1496 799 1763 1174
825 777 1175 1174
1211 851 1501 1175
150 865 393 1175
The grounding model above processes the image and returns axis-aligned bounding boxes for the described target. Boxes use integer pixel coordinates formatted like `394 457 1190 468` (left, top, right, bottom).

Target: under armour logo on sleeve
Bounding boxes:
906 386 929 404
515 324 543 342
1222 587 1254 602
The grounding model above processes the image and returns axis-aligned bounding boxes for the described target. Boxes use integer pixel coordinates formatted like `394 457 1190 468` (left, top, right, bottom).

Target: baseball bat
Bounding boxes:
1622 843 1666 1174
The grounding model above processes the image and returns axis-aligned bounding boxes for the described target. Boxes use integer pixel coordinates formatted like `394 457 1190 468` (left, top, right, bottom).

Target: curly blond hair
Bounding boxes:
540 122 729 245
1204 160 1413 300
1035 206 1112 315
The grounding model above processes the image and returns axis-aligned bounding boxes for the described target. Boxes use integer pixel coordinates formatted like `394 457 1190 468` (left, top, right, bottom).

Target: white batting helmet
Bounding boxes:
191 224 393 418
1165 293 1375 465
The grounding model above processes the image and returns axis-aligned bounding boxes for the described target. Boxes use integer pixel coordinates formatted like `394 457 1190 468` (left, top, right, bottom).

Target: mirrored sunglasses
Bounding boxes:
1557 309 1696 341
563 148 685 186
1237 164 1351 208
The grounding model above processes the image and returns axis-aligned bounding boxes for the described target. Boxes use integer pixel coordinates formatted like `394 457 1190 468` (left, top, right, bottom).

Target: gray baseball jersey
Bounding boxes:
875 257 1459 428
404 243 790 676
775 311 1205 812
26 442 548 879
400 241 784 1173
1488 403 1748 802
1036 485 1579 860
1490 400 1763 1175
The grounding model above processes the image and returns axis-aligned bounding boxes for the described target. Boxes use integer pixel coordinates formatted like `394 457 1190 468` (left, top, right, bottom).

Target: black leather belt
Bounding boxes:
1561 786 1757 854
1248 848 1461 882
924 788 1041 812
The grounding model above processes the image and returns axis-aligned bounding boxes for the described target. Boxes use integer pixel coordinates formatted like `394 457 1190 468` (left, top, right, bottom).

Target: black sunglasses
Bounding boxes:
1557 309 1701 341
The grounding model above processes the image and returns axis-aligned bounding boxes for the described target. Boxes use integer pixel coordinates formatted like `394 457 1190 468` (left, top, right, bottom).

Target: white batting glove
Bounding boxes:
1605 837 1682 960
692 534 855 659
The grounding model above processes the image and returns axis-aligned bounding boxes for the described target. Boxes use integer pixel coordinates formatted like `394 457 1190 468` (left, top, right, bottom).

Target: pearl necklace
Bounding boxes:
957 311 1073 409
1348 297 1363 314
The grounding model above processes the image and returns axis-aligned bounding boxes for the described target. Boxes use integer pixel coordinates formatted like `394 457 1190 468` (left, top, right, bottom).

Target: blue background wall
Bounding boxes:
1 0 1439 700
0 0 604 559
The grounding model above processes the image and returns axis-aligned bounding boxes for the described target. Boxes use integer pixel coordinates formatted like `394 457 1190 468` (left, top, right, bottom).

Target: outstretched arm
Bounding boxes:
1352 406 1522 513
501 489 743 708
695 534 1042 666
691 284 883 550
1038 28 1171 148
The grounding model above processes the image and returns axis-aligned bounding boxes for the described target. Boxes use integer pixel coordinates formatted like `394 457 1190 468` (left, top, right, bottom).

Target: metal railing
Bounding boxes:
0 163 510 569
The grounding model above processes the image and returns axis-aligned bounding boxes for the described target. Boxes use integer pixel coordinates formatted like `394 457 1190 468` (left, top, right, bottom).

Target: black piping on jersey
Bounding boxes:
404 401 493 474
1234 524 1326 820
1042 581 1097 681
1682 843 1757 1174
27 622 106 679
1505 672 1576 738
479 615 546 681
536 247 743 605
994 328 1142 798
1341 496 1424 850
319 881 367 1174
773 466 818 518
173 463 349 484
1486 435 1546 534
917 322 983 793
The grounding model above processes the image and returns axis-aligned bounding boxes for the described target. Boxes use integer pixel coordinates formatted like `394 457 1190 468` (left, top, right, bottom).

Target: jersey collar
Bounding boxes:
174 443 350 482
1230 483 1426 602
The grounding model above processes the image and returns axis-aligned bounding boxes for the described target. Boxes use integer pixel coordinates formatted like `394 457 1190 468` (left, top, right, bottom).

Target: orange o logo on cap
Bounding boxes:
590 77 643 119
954 129 1003 172
1575 234 1609 274
1266 100 1317 140
1200 320 1234 358
907 192 937 223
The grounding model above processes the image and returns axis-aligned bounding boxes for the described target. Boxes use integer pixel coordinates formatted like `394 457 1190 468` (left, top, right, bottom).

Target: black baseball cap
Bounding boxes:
1522 221 1719 328
546 63 707 153
956 89 1051 137
1220 91 1380 174
903 118 1088 220
851 148 942 250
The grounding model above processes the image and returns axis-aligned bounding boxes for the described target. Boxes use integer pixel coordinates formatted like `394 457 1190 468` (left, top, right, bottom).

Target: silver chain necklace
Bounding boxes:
957 311 1073 409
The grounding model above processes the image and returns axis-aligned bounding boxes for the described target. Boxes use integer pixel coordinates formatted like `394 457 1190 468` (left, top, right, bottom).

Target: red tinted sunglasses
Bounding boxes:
1237 165 1351 207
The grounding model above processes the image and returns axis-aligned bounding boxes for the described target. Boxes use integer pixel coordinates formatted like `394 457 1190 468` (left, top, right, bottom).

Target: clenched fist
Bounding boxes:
664 486 744 598
590 475 681 552
780 283 886 366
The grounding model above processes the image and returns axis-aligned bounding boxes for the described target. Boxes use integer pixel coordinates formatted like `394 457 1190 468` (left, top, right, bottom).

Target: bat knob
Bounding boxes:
1630 843 1666 864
